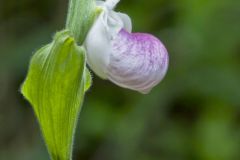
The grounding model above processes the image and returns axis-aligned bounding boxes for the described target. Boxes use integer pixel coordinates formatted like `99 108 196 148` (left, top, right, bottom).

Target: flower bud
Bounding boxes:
85 0 169 93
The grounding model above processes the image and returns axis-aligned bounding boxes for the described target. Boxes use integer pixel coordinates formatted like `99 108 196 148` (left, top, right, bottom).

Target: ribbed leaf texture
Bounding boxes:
21 30 91 160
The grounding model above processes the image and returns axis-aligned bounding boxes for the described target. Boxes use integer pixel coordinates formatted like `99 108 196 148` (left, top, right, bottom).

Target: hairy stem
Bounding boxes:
66 0 101 44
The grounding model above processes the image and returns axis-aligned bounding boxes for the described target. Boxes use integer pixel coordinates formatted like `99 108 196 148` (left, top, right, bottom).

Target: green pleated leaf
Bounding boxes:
21 30 91 160
84 67 92 92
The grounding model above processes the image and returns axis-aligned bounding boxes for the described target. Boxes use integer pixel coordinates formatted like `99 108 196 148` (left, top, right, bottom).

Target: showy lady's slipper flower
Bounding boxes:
85 0 169 93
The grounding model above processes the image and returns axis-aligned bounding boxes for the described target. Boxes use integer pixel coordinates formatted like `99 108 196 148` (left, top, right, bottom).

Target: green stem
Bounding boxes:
66 0 101 44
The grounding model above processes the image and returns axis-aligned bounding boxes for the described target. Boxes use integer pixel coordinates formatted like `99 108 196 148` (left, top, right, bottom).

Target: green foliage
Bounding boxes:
18 0 100 159
0 0 240 160
21 30 91 160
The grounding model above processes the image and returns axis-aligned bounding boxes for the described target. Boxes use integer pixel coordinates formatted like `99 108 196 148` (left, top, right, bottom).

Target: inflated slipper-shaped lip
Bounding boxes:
85 0 169 93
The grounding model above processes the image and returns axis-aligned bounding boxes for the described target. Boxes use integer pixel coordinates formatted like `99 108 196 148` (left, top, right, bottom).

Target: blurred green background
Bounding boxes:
0 0 240 160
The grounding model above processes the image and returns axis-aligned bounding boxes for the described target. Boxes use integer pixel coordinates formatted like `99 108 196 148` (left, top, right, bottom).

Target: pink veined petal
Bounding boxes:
107 29 169 94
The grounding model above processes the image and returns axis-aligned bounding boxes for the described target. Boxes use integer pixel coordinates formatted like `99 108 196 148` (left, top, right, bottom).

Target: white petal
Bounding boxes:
104 0 120 10
117 12 132 32
96 0 120 10
85 7 127 79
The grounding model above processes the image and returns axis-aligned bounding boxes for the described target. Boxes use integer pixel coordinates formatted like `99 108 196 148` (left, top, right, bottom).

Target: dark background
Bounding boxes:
0 0 240 159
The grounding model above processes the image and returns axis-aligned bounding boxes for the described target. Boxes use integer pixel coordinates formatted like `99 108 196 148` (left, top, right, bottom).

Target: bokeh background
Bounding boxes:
1 0 240 159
